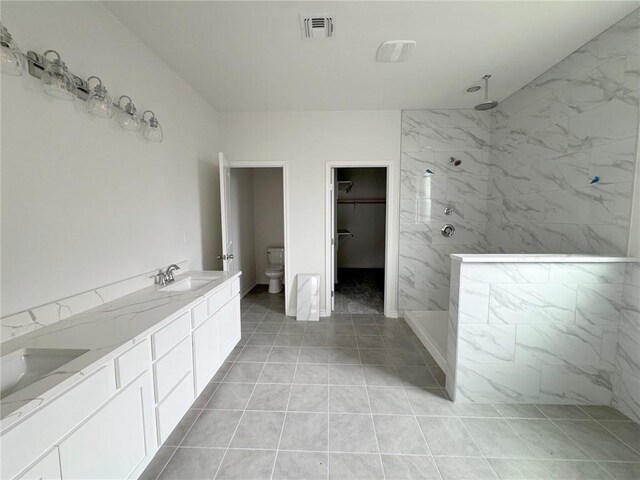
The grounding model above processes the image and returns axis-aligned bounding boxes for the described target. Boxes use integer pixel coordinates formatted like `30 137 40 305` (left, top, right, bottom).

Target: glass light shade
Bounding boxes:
41 51 76 101
0 24 23 76
86 78 113 118
141 111 164 143
117 109 141 131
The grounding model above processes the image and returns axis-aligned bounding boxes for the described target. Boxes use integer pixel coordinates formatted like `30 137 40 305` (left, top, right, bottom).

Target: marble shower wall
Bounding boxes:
447 259 635 407
488 9 640 254
612 262 640 421
399 109 492 311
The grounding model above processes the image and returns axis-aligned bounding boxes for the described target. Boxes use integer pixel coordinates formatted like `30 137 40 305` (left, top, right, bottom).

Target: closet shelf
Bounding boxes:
337 229 354 245
337 199 386 205
337 181 353 193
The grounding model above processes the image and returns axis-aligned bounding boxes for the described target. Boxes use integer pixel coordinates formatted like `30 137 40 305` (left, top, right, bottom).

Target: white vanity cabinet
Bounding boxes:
2 273 242 480
58 372 155 480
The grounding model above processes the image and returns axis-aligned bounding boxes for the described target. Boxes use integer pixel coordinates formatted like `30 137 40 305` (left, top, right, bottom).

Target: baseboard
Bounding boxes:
241 282 258 298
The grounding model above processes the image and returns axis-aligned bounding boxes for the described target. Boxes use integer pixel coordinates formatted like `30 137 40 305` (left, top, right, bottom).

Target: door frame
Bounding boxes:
228 161 291 315
325 160 399 318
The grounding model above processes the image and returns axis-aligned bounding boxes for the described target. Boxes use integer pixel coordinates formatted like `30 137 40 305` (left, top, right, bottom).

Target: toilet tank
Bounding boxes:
267 247 284 266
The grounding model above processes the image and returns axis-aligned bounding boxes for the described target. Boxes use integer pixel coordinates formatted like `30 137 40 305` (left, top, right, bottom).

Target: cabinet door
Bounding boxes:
193 314 221 394
17 448 61 480
59 372 154 479
218 295 241 360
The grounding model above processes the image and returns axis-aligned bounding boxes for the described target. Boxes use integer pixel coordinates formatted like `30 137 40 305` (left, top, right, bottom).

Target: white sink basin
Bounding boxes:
1 348 89 399
159 276 217 292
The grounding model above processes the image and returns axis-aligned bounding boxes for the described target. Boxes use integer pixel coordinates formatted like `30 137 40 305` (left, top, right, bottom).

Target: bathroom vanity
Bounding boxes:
0 271 241 480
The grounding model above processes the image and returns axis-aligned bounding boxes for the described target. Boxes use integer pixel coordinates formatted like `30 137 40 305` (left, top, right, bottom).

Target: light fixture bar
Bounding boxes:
25 50 90 100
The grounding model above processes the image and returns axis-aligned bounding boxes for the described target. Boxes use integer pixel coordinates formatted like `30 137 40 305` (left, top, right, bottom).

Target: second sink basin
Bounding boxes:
1 348 89 399
159 276 218 292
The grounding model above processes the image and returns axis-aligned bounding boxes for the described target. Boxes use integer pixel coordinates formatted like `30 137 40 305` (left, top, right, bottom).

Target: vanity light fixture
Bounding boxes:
0 23 23 76
40 50 77 101
115 95 141 132
141 110 164 143
86 76 113 118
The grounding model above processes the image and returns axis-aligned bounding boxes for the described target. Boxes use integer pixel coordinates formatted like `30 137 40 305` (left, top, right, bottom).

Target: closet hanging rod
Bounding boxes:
337 199 386 205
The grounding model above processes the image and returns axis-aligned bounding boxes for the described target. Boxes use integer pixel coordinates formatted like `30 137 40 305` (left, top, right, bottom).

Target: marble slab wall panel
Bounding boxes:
448 261 634 406
487 9 640 255
296 274 320 321
400 110 492 311
1 260 189 342
612 262 640 421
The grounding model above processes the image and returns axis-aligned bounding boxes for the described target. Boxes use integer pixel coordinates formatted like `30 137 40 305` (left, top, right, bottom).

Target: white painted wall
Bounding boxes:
1 2 221 316
220 111 401 316
336 168 387 269
253 168 284 285
230 169 257 295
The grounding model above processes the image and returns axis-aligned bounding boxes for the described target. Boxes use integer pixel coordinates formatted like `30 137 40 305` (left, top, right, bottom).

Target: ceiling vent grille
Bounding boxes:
300 15 334 39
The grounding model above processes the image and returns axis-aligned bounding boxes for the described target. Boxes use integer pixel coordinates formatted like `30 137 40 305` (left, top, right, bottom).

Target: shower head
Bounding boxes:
474 74 498 111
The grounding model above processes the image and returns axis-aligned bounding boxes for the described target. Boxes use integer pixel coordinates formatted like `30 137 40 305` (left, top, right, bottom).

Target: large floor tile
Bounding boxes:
435 457 499 480
164 409 201 447
362 365 403 386
373 415 428 454
246 384 291 411
507 419 590 460
329 364 365 385
288 384 329 412
418 416 482 456
295 364 329 384
273 451 328 480
488 458 611 480
181 410 243 448
279 412 328 451
493 404 545 419
600 461 640 480
158 447 224 480
328 453 384 480
236 346 271 362
405 388 455 416
554 420 640 461
229 411 285 449
139 447 176 480
461 418 536 459
215 449 276 480
205 383 254 410
258 363 296 383
329 386 371 413
223 363 264 383
599 421 640 453
535 405 591 420
381 455 440 480
329 414 378 453
367 387 413 414
268 346 301 363
580 405 632 421
298 347 331 364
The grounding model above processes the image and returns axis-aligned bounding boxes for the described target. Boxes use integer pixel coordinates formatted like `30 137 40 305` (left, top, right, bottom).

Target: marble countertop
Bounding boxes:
0 270 241 429
450 254 638 263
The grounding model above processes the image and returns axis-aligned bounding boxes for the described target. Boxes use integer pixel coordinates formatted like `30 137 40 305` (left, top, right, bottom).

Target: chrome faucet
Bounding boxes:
165 264 181 282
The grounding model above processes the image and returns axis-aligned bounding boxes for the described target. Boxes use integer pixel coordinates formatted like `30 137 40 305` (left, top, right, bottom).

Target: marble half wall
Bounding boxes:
399 109 492 311
447 259 637 411
488 8 640 254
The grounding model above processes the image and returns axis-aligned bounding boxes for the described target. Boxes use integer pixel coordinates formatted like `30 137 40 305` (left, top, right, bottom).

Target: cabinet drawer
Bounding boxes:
156 373 193 445
191 300 208 329
152 312 190 360
154 337 192 402
115 340 151 388
1 366 113 480
207 285 232 316
16 448 61 480
193 315 221 394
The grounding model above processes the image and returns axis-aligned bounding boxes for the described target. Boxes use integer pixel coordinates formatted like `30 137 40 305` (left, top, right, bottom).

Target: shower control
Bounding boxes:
449 157 462 166
441 224 455 238
443 206 453 216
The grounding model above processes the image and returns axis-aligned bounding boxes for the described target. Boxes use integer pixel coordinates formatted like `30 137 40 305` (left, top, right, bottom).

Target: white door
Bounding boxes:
330 168 337 311
218 152 236 271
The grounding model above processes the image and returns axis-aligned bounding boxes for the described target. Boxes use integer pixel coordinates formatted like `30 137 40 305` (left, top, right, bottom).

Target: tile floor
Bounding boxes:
334 268 384 314
141 288 640 480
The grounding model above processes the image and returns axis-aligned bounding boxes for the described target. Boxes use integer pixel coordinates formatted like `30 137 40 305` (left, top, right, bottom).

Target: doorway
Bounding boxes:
329 166 389 314
218 155 289 313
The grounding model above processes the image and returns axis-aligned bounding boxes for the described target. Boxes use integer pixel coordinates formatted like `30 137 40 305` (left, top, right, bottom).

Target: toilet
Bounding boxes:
265 247 284 293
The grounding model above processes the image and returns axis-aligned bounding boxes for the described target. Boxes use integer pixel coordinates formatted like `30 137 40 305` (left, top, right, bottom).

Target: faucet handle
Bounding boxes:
155 272 168 286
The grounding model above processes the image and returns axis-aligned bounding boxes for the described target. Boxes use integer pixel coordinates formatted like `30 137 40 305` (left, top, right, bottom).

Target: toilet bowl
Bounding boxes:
265 247 284 294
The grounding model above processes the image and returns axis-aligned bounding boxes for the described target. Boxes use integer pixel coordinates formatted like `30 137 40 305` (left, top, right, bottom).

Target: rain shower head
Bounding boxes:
474 74 498 111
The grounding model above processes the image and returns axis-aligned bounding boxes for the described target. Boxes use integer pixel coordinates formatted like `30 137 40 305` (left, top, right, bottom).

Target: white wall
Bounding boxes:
221 111 401 315
1 2 221 316
253 168 284 285
336 168 386 269
230 169 256 295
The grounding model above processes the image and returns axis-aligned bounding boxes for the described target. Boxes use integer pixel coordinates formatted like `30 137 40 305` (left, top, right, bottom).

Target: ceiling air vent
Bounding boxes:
300 15 334 40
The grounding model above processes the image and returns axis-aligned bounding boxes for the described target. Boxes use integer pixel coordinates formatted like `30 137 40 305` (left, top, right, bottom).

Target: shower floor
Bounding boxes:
334 268 384 314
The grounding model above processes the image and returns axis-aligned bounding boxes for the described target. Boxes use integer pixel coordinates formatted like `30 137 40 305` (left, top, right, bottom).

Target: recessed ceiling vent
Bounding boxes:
300 15 334 39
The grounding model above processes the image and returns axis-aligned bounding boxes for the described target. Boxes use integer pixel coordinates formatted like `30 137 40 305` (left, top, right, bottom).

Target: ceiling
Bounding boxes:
104 1 639 112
